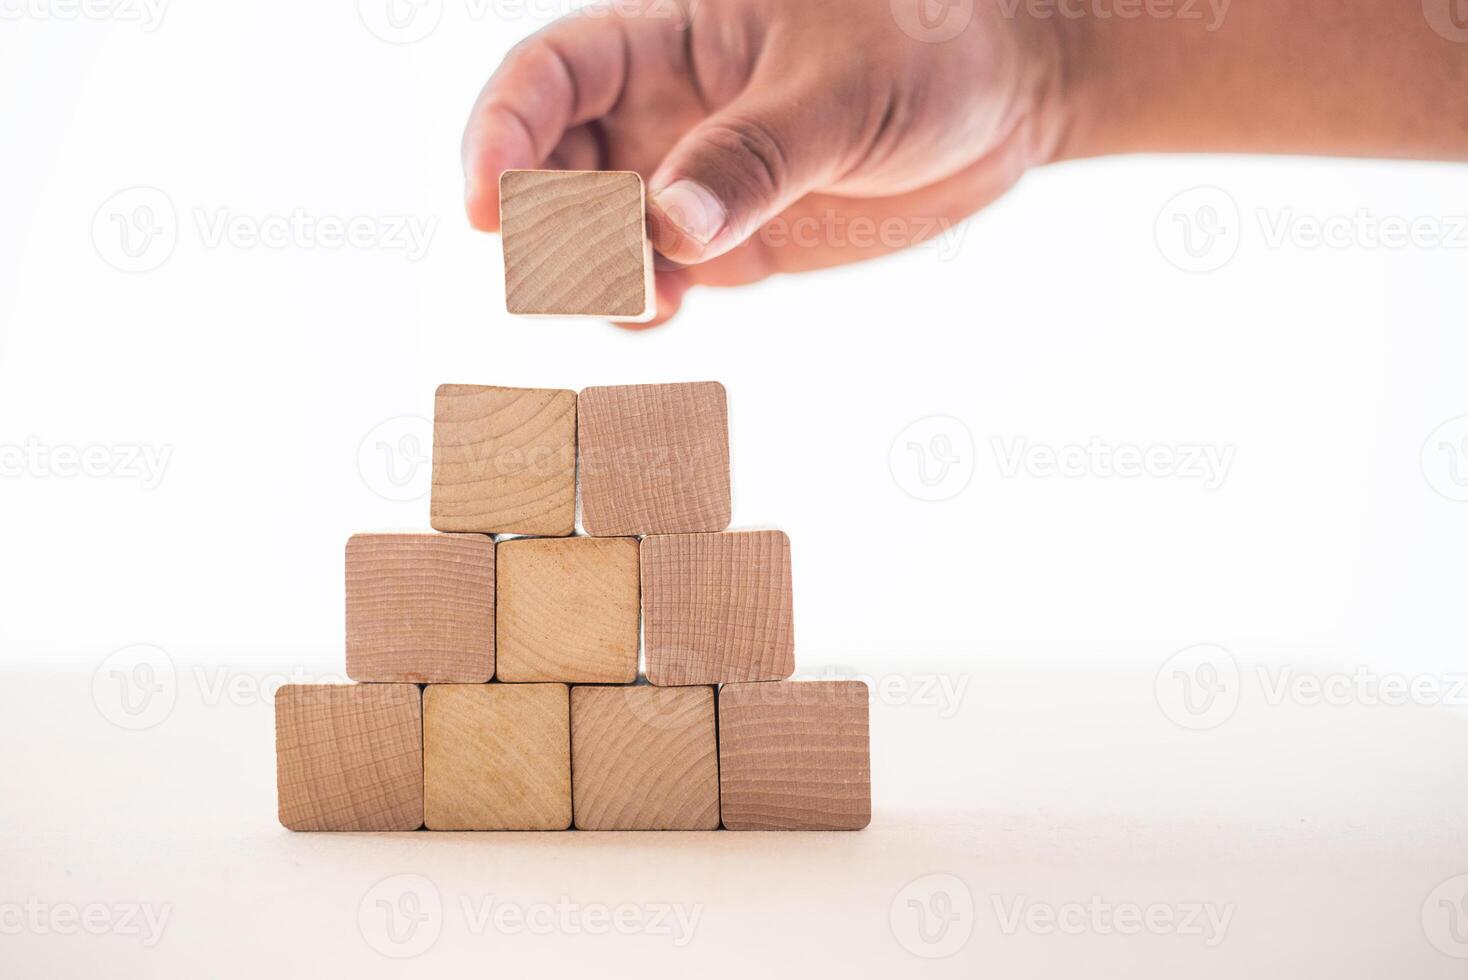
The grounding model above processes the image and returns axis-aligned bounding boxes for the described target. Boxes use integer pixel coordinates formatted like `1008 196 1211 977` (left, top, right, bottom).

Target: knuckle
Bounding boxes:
701 117 790 203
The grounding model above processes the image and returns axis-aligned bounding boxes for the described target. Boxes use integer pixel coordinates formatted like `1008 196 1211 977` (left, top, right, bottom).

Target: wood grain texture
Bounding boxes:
578 381 731 536
570 685 719 831
422 683 571 831
275 684 423 832
496 536 638 684
345 533 495 683
431 384 576 536
641 530 795 686
499 170 654 321
717 681 871 831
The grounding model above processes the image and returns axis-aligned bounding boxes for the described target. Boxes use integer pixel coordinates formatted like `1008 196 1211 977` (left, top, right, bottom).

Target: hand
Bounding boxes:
463 0 1070 326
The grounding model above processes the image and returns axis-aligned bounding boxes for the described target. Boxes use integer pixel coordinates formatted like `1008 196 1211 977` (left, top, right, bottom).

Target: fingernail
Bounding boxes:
652 179 726 247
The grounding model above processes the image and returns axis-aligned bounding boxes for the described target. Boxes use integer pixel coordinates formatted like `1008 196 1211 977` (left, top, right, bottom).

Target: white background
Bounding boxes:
2 2 1468 977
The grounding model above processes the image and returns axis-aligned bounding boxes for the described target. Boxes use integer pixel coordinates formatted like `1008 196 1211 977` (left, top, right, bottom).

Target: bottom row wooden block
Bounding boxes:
276 680 869 832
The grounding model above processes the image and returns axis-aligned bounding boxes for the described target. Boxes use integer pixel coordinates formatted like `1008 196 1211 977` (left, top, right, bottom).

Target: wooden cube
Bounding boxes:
570 686 719 831
499 170 654 322
641 530 794 686
718 681 871 831
496 537 638 684
430 384 576 536
345 532 494 683
578 382 731 536
275 684 423 831
422 683 571 831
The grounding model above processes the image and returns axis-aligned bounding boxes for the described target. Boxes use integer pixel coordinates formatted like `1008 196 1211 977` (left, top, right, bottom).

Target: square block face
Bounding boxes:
499 170 653 321
496 537 638 684
423 684 571 831
578 382 731 536
345 533 495 683
718 681 871 831
641 530 794 686
275 684 423 832
431 384 576 536
571 686 719 831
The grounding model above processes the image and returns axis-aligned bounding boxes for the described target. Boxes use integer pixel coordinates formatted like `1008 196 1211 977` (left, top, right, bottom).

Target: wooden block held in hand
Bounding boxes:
642 530 794 686
578 381 731 536
423 683 571 831
718 681 871 831
431 383 576 536
345 532 494 683
499 170 654 321
571 685 719 831
275 684 423 832
497 536 638 684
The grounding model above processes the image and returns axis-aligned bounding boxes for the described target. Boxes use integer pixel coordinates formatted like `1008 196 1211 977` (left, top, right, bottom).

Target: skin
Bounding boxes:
462 0 1468 327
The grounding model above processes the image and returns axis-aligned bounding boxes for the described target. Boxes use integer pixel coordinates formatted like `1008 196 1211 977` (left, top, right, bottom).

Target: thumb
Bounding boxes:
648 93 843 265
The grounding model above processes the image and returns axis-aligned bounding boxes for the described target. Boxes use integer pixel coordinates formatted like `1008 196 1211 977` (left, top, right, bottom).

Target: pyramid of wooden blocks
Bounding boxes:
499 170 654 322
276 376 870 833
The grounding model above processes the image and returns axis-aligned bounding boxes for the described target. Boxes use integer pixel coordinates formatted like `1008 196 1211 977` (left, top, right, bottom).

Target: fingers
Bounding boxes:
462 13 630 230
646 79 859 264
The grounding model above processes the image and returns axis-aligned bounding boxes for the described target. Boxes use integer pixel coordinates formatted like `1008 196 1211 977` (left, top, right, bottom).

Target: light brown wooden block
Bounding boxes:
499 170 654 321
718 681 871 831
496 537 638 684
570 685 719 831
345 532 494 683
641 530 794 686
275 684 423 832
430 383 576 536
423 683 571 831
578 382 731 536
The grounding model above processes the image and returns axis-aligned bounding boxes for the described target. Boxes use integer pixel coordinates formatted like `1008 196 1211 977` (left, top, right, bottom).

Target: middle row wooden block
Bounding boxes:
346 529 793 685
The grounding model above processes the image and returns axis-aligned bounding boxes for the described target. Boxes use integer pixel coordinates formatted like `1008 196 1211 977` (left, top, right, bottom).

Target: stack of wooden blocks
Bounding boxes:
275 381 871 832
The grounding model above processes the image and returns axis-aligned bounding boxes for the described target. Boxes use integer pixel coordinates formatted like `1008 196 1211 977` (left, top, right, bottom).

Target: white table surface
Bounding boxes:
3 662 1466 978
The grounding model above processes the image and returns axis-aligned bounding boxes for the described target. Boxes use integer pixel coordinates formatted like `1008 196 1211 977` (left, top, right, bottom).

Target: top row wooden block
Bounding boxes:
500 170 655 323
430 381 730 538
